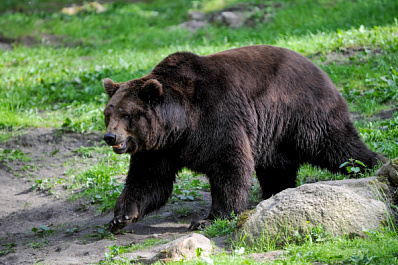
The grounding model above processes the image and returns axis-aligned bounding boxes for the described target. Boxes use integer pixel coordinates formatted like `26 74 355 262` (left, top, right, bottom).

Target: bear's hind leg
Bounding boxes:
313 123 385 175
207 170 252 220
191 149 254 229
188 164 253 230
188 132 256 230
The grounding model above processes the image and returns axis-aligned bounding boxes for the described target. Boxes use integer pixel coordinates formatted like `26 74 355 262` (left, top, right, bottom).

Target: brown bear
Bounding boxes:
102 45 384 233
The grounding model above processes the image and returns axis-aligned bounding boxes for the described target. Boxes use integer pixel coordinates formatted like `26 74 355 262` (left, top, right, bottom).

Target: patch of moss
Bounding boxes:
237 209 256 229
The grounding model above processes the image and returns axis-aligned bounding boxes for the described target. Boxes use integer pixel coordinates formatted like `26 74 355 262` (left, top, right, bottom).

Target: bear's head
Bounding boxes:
102 77 188 154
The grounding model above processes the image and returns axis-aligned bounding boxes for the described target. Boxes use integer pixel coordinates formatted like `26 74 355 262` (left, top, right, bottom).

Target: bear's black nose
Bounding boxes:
103 133 116 145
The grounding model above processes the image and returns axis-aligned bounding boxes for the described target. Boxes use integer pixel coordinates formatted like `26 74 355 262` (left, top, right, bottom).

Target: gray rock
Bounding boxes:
188 11 206 21
179 20 208 32
115 233 212 264
0 42 13 50
239 178 389 245
318 176 390 200
375 158 398 187
213 11 245 28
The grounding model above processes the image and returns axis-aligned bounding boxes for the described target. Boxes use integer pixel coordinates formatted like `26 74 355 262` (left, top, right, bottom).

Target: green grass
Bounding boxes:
0 243 17 257
358 112 398 158
1 0 397 132
67 146 129 212
0 148 31 162
170 169 210 203
1 0 398 264
284 228 398 264
103 238 171 262
297 156 384 186
156 227 398 265
202 213 239 238
67 154 210 213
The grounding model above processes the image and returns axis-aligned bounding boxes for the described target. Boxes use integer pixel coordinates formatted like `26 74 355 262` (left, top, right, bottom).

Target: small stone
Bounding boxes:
0 43 13 50
213 11 245 28
118 233 212 264
188 11 206 21
179 21 208 32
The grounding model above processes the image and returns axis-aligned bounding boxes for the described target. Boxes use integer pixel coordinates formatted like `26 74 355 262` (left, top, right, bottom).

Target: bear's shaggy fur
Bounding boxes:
103 45 384 232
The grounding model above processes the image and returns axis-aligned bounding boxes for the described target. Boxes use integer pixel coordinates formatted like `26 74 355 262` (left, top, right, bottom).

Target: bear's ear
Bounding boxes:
103 78 120 98
138 79 164 104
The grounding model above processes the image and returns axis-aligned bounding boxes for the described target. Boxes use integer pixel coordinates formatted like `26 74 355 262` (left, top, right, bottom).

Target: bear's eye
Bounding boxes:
121 114 130 120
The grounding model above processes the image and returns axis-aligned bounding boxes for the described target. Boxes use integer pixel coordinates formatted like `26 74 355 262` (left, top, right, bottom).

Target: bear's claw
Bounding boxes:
109 197 140 233
108 215 134 233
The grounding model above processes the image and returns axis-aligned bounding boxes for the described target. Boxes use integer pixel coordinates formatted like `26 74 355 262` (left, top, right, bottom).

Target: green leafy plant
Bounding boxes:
31 224 55 237
65 226 80 235
27 240 50 249
339 159 366 175
343 252 378 265
88 225 115 240
105 244 125 260
291 224 330 246
170 170 208 203
30 178 52 191
172 185 200 201
0 243 17 256
0 149 31 162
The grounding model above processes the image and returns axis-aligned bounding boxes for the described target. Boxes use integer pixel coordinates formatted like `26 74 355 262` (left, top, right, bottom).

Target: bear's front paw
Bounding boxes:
108 199 139 233
108 215 135 233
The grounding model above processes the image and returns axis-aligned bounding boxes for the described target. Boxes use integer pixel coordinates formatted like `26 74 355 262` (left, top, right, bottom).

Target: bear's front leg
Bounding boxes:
108 152 179 233
109 190 140 233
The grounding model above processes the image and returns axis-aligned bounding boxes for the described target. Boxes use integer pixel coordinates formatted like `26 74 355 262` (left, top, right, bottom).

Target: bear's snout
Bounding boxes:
103 133 117 145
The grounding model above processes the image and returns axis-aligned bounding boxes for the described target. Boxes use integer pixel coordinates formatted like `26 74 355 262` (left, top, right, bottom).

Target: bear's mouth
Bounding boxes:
112 137 130 153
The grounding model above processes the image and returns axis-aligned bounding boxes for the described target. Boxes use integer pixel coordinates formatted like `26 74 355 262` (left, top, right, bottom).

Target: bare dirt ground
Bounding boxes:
0 128 213 265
